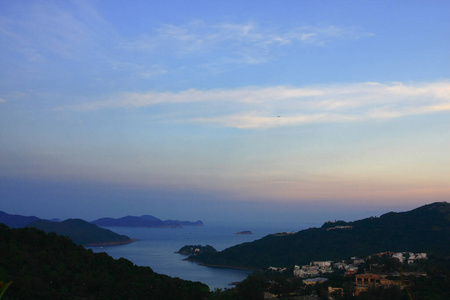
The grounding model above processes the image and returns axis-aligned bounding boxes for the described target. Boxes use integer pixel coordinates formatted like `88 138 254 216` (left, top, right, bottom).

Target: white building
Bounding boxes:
312 261 332 267
393 252 428 264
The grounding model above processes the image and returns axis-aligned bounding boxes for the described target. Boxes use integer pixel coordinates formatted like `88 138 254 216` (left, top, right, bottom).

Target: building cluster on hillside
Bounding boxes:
268 266 287 273
264 250 431 299
263 251 430 299
369 251 427 263
290 251 428 280
293 261 333 278
392 252 427 264
293 257 364 278
354 273 409 296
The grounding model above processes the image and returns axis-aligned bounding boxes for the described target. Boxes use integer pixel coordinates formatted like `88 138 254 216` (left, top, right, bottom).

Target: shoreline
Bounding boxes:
99 224 204 228
183 257 260 272
85 238 136 247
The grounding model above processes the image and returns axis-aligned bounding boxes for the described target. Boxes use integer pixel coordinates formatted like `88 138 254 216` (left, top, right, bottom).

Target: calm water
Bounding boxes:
89 222 312 290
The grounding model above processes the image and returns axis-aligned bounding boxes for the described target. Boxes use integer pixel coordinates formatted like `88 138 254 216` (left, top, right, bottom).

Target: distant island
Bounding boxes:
91 215 204 228
0 211 204 245
188 202 450 270
234 230 253 235
176 245 217 256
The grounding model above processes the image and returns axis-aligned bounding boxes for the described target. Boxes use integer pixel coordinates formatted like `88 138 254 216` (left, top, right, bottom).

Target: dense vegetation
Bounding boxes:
1 202 449 299
177 245 218 256
191 202 450 269
28 219 133 246
0 224 209 299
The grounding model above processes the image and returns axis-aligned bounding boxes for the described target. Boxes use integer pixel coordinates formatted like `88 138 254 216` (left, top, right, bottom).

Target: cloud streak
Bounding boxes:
0 2 373 79
0 1 114 62
121 22 373 66
63 81 450 129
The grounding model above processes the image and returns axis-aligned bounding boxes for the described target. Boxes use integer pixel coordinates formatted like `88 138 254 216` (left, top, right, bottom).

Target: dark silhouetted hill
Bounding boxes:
0 224 209 299
92 215 203 228
29 219 134 246
177 245 218 256
190 202 450 269
0 211 41 228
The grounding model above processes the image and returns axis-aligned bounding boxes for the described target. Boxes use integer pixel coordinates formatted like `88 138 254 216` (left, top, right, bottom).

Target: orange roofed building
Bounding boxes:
355 273 409 296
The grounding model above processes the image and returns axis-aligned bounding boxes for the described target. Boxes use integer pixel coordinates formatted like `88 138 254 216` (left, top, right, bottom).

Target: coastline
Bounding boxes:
87 224 277 290
183 257 260 272
85 238 136 247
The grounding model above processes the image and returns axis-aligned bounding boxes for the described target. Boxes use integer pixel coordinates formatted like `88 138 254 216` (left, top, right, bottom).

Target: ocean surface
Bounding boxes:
88 222 314 290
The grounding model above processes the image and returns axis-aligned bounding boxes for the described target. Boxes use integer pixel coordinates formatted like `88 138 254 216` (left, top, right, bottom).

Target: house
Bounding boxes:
392 252 428 264
392 252 405 263
355 273 409 296
268 266 286 272
416 253 427 260
294 262 334 278
312 261 332 267
408 252 427 264
333 262 347 270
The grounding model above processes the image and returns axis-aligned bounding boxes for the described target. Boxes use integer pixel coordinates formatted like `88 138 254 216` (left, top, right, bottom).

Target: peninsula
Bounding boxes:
91 215 204 228
29 219 134 246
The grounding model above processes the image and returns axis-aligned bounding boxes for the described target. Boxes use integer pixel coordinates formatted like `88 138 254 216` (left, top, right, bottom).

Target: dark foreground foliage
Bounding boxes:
28 218 133 246
0 224 209 299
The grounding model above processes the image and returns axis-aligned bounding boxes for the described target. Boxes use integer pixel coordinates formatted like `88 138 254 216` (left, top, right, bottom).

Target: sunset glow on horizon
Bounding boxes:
1 1 449 224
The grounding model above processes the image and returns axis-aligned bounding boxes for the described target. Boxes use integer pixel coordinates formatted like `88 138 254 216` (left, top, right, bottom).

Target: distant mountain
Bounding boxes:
29 219 134 246
166 219 204 227
190 202 450 270
92 215 204 228
0 211 41 228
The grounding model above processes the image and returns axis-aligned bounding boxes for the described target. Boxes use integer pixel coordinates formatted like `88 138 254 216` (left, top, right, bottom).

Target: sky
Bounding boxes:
0 0 449 226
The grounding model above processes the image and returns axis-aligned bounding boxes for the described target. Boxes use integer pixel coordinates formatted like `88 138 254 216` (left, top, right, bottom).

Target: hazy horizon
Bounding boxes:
1 1 449 226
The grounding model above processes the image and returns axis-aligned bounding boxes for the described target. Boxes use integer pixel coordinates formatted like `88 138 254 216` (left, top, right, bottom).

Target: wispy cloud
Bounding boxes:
0 1 115 62
121 22 373 66
62 81 450 129
0 2 372 79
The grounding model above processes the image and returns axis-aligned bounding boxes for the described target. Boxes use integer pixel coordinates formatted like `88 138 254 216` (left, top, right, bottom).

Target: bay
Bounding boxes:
89 222 313 290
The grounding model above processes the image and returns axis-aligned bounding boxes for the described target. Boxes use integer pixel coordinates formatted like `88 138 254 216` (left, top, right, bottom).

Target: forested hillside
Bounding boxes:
28 218 133 246
191 202 450 269
0 224 209 299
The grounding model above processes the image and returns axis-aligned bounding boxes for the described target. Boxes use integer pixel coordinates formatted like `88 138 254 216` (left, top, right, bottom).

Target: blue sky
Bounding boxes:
1 1 449 225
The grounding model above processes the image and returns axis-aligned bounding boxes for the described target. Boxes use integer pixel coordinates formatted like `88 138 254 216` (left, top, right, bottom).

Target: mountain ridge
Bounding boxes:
0 211 41 228
189 202 450 270
91 215 204 228
28 219 134 246
0 210 204 228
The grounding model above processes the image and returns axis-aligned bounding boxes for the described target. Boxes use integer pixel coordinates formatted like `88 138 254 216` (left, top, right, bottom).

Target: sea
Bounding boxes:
88 222 315 290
